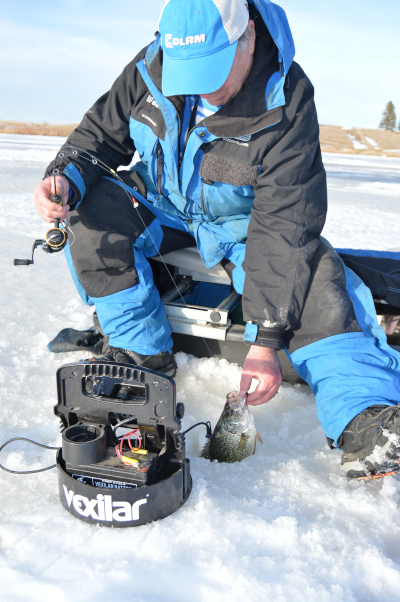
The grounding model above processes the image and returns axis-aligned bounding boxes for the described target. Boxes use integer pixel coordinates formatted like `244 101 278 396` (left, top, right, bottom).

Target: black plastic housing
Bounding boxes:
54 361 192 527
62 424 107 465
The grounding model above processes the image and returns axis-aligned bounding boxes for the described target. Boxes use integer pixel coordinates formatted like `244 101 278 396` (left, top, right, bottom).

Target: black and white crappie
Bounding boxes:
201 391 263 463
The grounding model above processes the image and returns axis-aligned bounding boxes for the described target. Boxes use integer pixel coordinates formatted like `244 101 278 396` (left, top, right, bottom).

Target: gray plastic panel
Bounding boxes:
54 361 180 432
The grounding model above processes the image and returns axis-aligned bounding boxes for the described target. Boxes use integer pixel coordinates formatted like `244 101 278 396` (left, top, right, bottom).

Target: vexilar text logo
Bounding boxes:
63 485 147 522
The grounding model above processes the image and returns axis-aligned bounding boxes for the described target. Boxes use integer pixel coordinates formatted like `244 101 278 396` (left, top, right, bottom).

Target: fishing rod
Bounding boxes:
14 145 213 357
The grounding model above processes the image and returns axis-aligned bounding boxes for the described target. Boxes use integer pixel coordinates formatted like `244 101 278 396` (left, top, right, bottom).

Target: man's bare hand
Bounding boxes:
34 175 70 223
239 345 283 406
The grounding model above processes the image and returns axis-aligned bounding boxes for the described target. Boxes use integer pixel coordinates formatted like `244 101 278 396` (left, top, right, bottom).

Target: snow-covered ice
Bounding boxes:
1 135 400 601
322 153 400 251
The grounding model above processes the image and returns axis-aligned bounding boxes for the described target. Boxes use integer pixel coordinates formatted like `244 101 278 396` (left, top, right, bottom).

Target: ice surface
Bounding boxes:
1 135 400 601
322 153 400 251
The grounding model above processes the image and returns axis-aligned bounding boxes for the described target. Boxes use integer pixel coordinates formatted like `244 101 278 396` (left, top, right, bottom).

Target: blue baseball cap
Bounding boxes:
159 0 250 97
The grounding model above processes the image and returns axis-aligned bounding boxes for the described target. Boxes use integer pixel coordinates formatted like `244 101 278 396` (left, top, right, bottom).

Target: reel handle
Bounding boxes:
13 239 46 267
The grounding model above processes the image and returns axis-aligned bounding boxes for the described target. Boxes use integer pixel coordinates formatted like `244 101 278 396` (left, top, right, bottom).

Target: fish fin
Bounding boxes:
237 433 249 451
257 432 263 444
201 440 211 460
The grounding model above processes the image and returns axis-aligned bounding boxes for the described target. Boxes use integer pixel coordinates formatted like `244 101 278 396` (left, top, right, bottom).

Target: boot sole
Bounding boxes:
341 433 400 479
154 360 177 379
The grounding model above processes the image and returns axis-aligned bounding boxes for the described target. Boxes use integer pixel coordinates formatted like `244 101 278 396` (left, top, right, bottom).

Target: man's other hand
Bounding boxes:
34 175 70 223
239 345 283 406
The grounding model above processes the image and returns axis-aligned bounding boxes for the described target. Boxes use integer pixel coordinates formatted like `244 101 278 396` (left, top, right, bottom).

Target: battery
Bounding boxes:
65 446 158 489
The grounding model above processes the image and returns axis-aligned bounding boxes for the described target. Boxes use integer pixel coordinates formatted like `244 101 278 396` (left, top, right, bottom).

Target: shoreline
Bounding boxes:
1 121 400 157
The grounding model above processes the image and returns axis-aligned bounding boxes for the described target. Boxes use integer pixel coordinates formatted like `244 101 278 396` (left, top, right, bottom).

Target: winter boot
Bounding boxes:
340 404 400 479
95 346 177 378
48 327 103 355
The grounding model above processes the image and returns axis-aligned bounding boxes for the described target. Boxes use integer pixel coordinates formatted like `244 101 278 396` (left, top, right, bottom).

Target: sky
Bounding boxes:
1 0 400 129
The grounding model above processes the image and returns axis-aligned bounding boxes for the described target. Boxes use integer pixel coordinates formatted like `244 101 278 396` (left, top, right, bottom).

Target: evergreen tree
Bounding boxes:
379 101 397 131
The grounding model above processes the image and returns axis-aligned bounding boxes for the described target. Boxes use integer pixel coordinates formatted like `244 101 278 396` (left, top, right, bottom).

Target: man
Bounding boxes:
34 0 400 479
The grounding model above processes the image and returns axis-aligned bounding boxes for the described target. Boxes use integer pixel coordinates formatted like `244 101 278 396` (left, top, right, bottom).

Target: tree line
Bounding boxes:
380 101 400 131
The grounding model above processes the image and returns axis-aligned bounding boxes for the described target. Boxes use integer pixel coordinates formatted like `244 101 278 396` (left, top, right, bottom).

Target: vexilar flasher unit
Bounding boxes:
54 360 191 527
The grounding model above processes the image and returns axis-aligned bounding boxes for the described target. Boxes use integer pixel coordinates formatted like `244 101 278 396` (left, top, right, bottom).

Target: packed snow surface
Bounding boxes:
1 135 400 601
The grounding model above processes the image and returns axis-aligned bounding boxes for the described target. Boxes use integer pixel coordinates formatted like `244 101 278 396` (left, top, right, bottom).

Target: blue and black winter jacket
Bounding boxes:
45 0 327 350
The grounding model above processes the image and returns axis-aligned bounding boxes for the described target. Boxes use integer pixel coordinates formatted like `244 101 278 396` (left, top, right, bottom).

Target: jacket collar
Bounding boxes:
147 46 185 118
202 23 283 138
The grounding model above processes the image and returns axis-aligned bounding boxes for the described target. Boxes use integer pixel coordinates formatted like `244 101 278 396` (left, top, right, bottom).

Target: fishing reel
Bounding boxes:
14 194 68 266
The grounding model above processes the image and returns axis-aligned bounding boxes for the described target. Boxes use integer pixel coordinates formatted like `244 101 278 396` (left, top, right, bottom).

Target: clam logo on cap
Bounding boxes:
164 33 206 48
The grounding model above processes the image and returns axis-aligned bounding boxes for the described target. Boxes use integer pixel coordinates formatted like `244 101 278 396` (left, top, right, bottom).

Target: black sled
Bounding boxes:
49 246 400 385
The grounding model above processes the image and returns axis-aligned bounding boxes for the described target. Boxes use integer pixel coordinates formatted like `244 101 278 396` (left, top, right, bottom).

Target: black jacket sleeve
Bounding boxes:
242 65 327 348
44 47 149 204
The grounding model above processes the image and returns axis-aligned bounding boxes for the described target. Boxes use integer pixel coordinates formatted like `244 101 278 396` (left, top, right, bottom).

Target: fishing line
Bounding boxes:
53 145 214 358
66 224 75 248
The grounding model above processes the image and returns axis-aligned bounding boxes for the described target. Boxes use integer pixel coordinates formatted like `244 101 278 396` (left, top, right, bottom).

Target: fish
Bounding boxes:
201 391 263 463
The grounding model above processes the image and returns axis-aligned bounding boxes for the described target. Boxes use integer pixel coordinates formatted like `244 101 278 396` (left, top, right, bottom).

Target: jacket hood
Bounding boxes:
248 0 295 110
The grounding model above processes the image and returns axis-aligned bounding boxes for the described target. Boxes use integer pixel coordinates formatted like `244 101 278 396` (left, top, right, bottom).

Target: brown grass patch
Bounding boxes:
320 125 400 156
360 128 400 151
320 125 353 150
0 121 77 137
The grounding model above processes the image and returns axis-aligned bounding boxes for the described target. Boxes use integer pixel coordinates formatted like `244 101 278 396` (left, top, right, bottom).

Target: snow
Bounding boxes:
2 135 400 601
365 136 380 150
347 132 368 151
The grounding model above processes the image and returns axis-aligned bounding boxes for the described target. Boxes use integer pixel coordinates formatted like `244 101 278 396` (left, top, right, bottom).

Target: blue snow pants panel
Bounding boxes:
90 248 174 355
66 175 196 355
289 265 400 445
